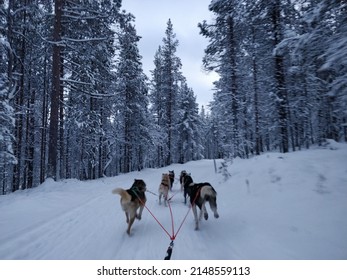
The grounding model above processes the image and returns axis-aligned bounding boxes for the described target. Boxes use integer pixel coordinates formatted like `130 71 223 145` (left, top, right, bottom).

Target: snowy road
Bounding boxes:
1 142 347 260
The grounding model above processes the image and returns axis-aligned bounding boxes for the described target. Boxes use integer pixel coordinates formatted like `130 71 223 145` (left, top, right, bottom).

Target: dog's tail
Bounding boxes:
112 188 131 203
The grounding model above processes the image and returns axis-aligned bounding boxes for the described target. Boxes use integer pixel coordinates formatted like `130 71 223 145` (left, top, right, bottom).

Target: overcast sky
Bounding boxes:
121 0 218 109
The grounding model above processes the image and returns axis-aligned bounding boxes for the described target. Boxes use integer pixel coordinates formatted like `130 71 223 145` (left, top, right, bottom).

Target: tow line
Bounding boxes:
134 189 200 260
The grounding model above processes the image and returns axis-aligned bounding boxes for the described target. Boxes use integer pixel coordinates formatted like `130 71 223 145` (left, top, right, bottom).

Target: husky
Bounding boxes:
183 175 219 230
180 170 191 204
112 179 147 235
158 173 171 206
168 170 175 190
179 170 187 192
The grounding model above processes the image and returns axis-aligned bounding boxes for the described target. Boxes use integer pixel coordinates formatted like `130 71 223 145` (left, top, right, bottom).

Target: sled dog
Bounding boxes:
180 170 187 192
112 179 147 235
168 170 175 190
183 175 219 230
180 170 191 204
158 173 171 206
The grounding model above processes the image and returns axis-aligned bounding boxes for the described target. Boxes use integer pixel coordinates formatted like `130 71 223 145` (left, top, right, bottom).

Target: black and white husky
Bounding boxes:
183 175 219 230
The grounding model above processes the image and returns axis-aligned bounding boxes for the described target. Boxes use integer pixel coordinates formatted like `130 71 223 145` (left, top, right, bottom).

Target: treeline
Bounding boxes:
0 1 204 194
0 0 346 194
200 0 346 158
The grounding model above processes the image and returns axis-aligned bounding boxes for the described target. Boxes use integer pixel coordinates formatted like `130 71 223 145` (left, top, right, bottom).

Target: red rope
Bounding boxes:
172 188 200 239
134 187 201 241
172 204 191 239
141 201 172 239
132 187 202 260
167 199 175 239
167 191 179 201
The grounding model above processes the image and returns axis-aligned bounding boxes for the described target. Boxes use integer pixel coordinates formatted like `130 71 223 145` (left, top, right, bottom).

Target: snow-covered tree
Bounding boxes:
114 12 152 173
317 0 347 141
149 19 204 166
200 0 346 158
0 3 16 194
199 0 251 158
149 46 169 167
175 82 204 163
0 73 16 195
149 19 183 166
61 0 121 180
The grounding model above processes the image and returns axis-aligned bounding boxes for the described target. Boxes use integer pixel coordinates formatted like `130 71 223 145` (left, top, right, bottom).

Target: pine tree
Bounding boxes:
149 46 168 167
199 0 347 157
199 1 248 158
270 0 289 153
316 0 347 142
115 12 152 173
48 0 63 180
61 0 121 179
0 71 16 195
149 18 205 166
0 2 16 194
160 19 183 165
175 82 203 163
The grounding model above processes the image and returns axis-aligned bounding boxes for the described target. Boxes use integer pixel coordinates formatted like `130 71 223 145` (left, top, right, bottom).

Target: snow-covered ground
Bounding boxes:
0 140 346 260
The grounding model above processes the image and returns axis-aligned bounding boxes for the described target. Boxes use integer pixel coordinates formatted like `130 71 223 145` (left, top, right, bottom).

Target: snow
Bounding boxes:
0 141 347 260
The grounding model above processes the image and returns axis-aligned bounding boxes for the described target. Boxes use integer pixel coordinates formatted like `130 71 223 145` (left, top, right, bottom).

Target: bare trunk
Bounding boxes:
48 0 63 179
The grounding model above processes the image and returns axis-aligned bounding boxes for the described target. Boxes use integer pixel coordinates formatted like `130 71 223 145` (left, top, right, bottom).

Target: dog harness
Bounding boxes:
127 188 145 201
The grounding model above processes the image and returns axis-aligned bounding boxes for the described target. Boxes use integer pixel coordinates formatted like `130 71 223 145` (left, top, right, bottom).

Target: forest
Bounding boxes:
0 0 346 194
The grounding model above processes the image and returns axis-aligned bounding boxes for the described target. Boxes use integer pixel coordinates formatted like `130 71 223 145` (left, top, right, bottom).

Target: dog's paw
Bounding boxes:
214 213 219 219
204 213 209 220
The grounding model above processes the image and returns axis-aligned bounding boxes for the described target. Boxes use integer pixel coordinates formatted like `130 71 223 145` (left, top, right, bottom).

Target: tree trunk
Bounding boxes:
12 0 27 191
40 54 49 184
272 0 289 153
251 23 261 156
226 15 239 157
48 0 63 180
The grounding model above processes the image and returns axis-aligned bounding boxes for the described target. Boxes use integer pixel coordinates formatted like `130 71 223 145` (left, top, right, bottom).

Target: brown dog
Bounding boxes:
158 173 171 206
112 179 147 235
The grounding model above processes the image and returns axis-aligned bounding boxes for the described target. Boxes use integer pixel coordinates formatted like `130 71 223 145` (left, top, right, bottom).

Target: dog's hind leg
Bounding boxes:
199 201 209 221
127 216 135 235
125 212 130 223
209 197 219 219
183 189 187 204
136 204 145 220
126 209 137 235
184 186 190 204
164 193 168 207
192 204 199 230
